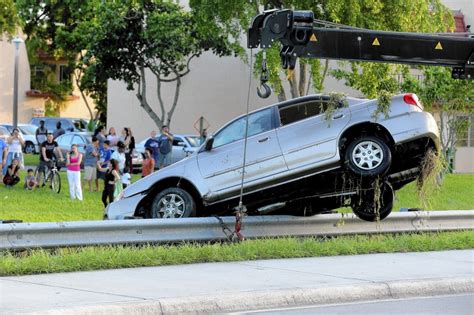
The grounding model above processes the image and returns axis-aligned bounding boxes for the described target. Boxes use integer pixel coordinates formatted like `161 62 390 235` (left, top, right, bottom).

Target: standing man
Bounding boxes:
144 130 160 170
158 125 173 169
35 120 48 146
38 133 64 185
84 136 100 192
53 121 65 139
0 138 8 181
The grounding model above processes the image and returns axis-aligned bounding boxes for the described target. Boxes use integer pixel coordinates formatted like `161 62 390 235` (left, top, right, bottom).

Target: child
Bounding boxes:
121 166 131 189
24 168 37 190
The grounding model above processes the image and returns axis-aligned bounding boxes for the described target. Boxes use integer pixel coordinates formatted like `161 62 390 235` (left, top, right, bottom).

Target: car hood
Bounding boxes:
123 154 198 198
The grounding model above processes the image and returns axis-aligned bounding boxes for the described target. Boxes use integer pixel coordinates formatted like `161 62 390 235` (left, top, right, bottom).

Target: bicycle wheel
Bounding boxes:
51 171 61 194
34 167 46 187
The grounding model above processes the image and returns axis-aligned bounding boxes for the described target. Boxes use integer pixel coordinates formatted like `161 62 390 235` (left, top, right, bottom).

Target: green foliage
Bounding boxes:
0 0 18 37
1 231 472 275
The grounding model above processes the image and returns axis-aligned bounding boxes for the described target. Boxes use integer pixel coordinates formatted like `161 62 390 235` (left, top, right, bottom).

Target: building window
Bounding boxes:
59 65 72 83
456 115 474 147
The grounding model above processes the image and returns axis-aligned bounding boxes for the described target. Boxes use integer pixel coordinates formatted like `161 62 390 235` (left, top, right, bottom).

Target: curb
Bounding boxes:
35 277 474 314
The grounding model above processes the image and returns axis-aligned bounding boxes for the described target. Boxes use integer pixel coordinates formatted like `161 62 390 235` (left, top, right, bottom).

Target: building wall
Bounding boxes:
0 34 95 126
0 35 33 124
442 0 474 27
454 147 474 173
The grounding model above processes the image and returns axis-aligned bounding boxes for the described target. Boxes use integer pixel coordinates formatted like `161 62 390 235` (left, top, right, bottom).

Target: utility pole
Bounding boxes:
12 37 23 129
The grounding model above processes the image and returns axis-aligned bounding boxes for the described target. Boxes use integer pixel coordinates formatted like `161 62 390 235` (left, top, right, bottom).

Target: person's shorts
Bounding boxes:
97 170 106 180
84 166 97 180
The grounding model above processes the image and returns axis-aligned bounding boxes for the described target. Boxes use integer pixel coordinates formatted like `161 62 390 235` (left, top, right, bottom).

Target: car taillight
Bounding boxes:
403 93 423 110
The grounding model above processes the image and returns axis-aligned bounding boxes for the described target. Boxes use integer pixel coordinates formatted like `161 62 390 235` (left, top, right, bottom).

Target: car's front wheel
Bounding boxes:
351 182 394 221
24 141 36 154
151 187 196 219
344 136 391 177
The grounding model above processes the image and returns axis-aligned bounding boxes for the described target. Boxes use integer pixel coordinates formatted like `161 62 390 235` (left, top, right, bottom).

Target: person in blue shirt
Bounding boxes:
0 138 8 181
144 130 160 170
97 140 113 190
158 125 174 169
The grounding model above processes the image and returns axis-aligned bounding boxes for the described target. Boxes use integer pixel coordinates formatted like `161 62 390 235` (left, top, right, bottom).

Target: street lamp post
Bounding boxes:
12 36 23 129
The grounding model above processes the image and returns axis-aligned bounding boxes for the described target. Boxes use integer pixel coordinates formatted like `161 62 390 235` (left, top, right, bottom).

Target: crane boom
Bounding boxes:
248 9 474 80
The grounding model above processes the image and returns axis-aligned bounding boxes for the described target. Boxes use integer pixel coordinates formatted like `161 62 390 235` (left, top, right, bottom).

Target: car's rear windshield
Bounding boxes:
19 125 37 135
185 136 201 147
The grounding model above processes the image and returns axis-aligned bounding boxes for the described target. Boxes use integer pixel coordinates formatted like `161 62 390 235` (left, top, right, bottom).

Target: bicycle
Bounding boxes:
35 159 61 194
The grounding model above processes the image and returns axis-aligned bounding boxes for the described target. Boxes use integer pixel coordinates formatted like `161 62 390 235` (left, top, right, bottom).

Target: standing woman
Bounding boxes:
3 128 24 176
66 144 83 201
121 127 135 174
97 159 120 208
107 127 119 149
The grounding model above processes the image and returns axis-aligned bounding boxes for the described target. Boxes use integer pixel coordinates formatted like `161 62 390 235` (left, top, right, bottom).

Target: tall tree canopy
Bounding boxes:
0 0 18 36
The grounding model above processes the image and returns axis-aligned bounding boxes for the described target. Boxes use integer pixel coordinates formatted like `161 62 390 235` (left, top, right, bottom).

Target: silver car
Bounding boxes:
106 94 439 221
135 134 202 164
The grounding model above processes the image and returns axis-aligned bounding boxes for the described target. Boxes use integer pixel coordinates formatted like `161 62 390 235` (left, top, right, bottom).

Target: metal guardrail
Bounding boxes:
0 210 472 250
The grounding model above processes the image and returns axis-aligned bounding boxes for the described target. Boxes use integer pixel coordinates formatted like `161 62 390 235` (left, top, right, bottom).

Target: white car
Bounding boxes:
1 124 40 154
106 94 439 222
135 134 202 164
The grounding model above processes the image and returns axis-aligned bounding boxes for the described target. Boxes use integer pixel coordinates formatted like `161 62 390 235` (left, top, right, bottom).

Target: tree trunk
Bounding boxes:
288 67 299 98
165 69 182 128
298 62 306 97
136 65 163 129
74 70 94 121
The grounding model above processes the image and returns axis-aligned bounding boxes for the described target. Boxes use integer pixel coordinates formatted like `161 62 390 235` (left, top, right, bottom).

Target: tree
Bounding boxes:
0 0 17 37
16 0 100 120
80 0 240 129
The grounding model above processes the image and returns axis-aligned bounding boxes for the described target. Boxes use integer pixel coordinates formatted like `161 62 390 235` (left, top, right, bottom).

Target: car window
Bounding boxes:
57 134 73 146
173 137 185 146
19 125 37 135
73 135 86 145
213 108 273 148
279 100 327 126
44 120 57 132
61 120 74 131
185 136 201 147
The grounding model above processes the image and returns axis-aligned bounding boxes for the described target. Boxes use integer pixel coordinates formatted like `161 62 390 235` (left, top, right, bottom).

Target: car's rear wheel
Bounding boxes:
151 187 196 219
345 136 391 177
351 182 394 221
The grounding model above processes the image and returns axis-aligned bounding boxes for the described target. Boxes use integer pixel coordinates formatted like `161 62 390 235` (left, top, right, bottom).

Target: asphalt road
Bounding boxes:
239 294 474 315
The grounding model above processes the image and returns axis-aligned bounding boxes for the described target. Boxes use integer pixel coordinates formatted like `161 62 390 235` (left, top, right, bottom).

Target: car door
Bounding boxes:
56 134 74 157
276 98 351 171
197 107 287 195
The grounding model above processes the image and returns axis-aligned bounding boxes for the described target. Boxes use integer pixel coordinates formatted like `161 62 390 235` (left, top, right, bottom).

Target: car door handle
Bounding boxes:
258 137 269 143
332 114 344 120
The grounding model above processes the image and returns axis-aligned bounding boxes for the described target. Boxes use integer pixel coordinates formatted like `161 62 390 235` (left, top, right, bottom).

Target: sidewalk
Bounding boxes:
0 250 473 314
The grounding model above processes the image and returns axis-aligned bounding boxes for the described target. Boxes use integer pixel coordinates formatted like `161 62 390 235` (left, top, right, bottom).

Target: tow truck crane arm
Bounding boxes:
248 9 474 97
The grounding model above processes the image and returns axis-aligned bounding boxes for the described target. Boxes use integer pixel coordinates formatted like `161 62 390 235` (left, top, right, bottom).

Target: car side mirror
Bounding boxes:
68 127 74 132
205 137 214 151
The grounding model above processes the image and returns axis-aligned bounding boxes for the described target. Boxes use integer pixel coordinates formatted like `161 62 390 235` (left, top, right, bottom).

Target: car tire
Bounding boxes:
151 187 196 219
25 141 36 154
344 136 391 177
351 182 394 221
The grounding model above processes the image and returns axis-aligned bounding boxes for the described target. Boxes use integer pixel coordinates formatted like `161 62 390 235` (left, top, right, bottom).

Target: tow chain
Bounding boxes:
214 205 246 242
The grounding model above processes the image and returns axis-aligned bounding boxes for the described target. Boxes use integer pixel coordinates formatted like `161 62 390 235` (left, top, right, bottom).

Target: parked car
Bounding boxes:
0 126 9 142
1 124 40 154
135 134 202 164
55 132 92 163
29 117 87 134
105 93 439 222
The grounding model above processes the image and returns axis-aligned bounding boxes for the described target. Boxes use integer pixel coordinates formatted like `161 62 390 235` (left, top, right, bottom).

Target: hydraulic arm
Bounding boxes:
248 9 474 97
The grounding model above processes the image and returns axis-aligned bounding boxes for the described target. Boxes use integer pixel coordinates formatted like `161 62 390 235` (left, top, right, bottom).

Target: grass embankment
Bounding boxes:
0 231 472 276
0 155 473 222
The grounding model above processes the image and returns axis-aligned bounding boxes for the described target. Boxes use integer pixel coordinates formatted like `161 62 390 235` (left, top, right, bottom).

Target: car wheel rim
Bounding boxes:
352 141 384 170
157 193 185 218
26 145 34 154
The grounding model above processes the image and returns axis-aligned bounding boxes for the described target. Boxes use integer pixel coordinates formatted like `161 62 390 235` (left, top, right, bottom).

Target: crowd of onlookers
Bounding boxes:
0 120 176 208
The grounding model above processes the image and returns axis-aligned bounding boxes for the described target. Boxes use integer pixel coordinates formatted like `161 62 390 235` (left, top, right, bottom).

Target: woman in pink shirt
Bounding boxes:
66 144 83 201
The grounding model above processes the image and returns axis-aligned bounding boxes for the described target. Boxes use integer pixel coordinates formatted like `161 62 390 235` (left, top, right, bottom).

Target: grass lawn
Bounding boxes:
0 155 472 223
1 231 472 276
